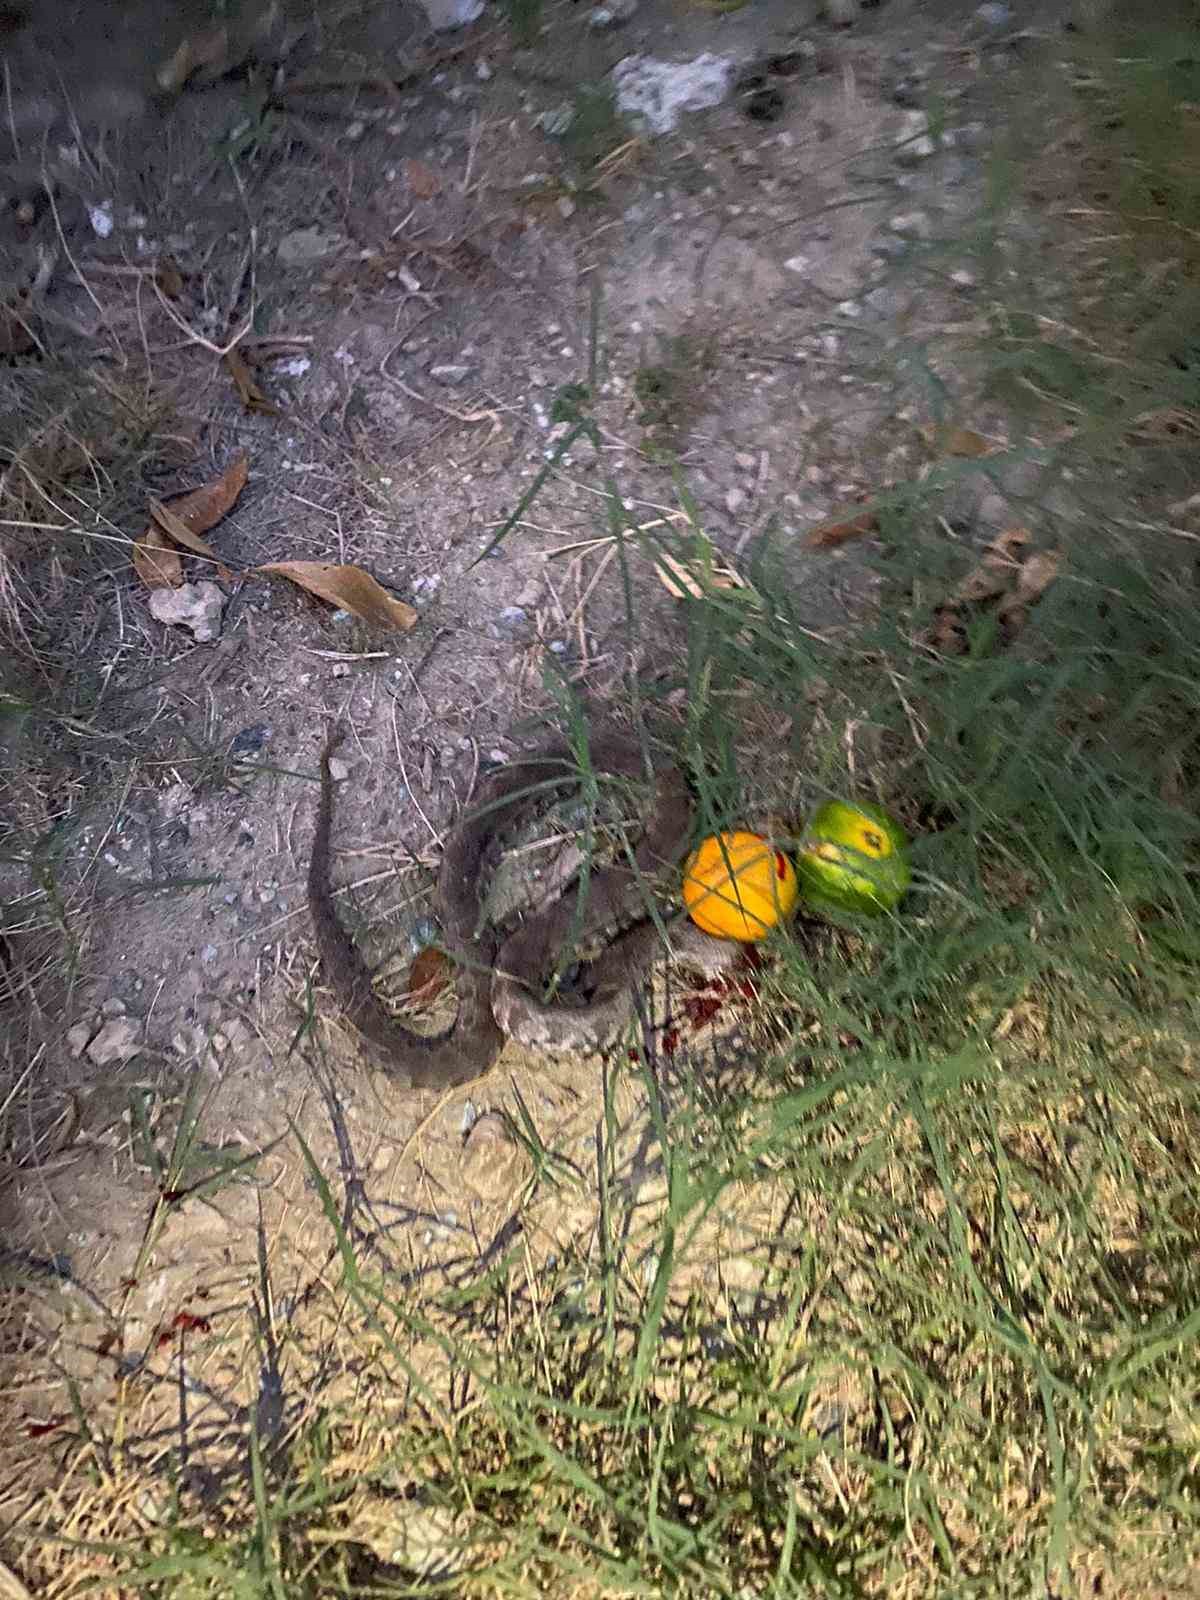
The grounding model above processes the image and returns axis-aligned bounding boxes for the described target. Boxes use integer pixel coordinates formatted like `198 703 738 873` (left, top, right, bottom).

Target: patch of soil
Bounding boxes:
0 0 1090 1565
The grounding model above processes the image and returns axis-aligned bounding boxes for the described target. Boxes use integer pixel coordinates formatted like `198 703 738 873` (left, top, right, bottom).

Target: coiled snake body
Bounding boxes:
309 730 728 1086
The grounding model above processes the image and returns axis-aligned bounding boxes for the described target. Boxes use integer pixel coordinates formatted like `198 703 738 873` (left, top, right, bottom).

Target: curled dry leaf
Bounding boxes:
402 946 452 1008
402 157 443 199
654 547 748 601
132 453 248 591
156 25 230 92
154 257 184 299
806 505 878 550
919 423 998 459
150 502 230 579
930 526 1061 654
133 522 184 590
257 561 419 631
223 347 279 417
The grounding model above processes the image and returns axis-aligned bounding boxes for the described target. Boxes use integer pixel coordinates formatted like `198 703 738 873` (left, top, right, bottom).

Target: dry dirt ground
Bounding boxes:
0 0 1092 1581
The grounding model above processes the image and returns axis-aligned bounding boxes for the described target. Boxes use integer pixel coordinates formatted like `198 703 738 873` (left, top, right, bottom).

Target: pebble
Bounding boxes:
975 1 1011 24
890 209 932 240
87 1017 141 1067
951 267 977 289
895 109 936 163
497 605 528 630
276 227 348 267
230 723 270 756
835 300 862 319
148 581 225 643
783 253 811 275
100 996 127 1017
344 120 365 141
725 487 746 514
872 234 909 260
588 0 637 25
200 944 219 965
892 75 924 108
734 451 757 471
66 1021 94 1059
429 364 472 385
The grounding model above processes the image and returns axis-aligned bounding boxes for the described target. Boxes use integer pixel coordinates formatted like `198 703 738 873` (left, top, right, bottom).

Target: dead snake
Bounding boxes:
308 728 727 1086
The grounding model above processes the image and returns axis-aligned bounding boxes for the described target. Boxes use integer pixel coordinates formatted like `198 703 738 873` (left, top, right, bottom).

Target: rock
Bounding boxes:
100 997 126 1017
783 253 812 275
87 1017 141 1066
891 75 923 108
88 201 115 238
416 0 484 27
497 605 528 630
328 756 352 782
871 234 909 260
724 487 746 514
895 109 936 163
159 781 191 822
429 363 472 385
148 581 225 643
951 267 977 289
230 722 270 756
66 1021 94 1059
890 209 932 240
975 1 1012 25
276 227 348 267
589 0 637 25
613 53 736 136
171 1024 208 1059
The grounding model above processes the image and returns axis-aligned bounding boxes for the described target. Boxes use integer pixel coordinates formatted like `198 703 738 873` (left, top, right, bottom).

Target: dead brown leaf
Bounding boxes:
161 453 249 537
132 455 248 591
149 501 231 580
223 348 279 417
401 947 452 1008
919 423 998 459
257 562 419 631
154 257 185 299
654 548 747 601
156 25 230 92
0 301 36 357
806 506 878 550
132 523 184 590
402 158 443 199
931 527 1060 654
952 526 1030 605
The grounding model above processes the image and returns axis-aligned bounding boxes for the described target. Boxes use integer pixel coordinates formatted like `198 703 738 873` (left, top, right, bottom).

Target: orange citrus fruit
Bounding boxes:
682 830 799 942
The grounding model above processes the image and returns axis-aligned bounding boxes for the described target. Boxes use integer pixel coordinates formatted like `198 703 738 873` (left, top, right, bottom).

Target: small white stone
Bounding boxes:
783 253 811 275
87 1017 141 1067
148 581 225 644
66 1021 94 1058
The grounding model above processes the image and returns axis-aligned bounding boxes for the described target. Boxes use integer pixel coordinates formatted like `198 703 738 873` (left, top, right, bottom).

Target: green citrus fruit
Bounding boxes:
796 799 910 917
682 831 799 942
